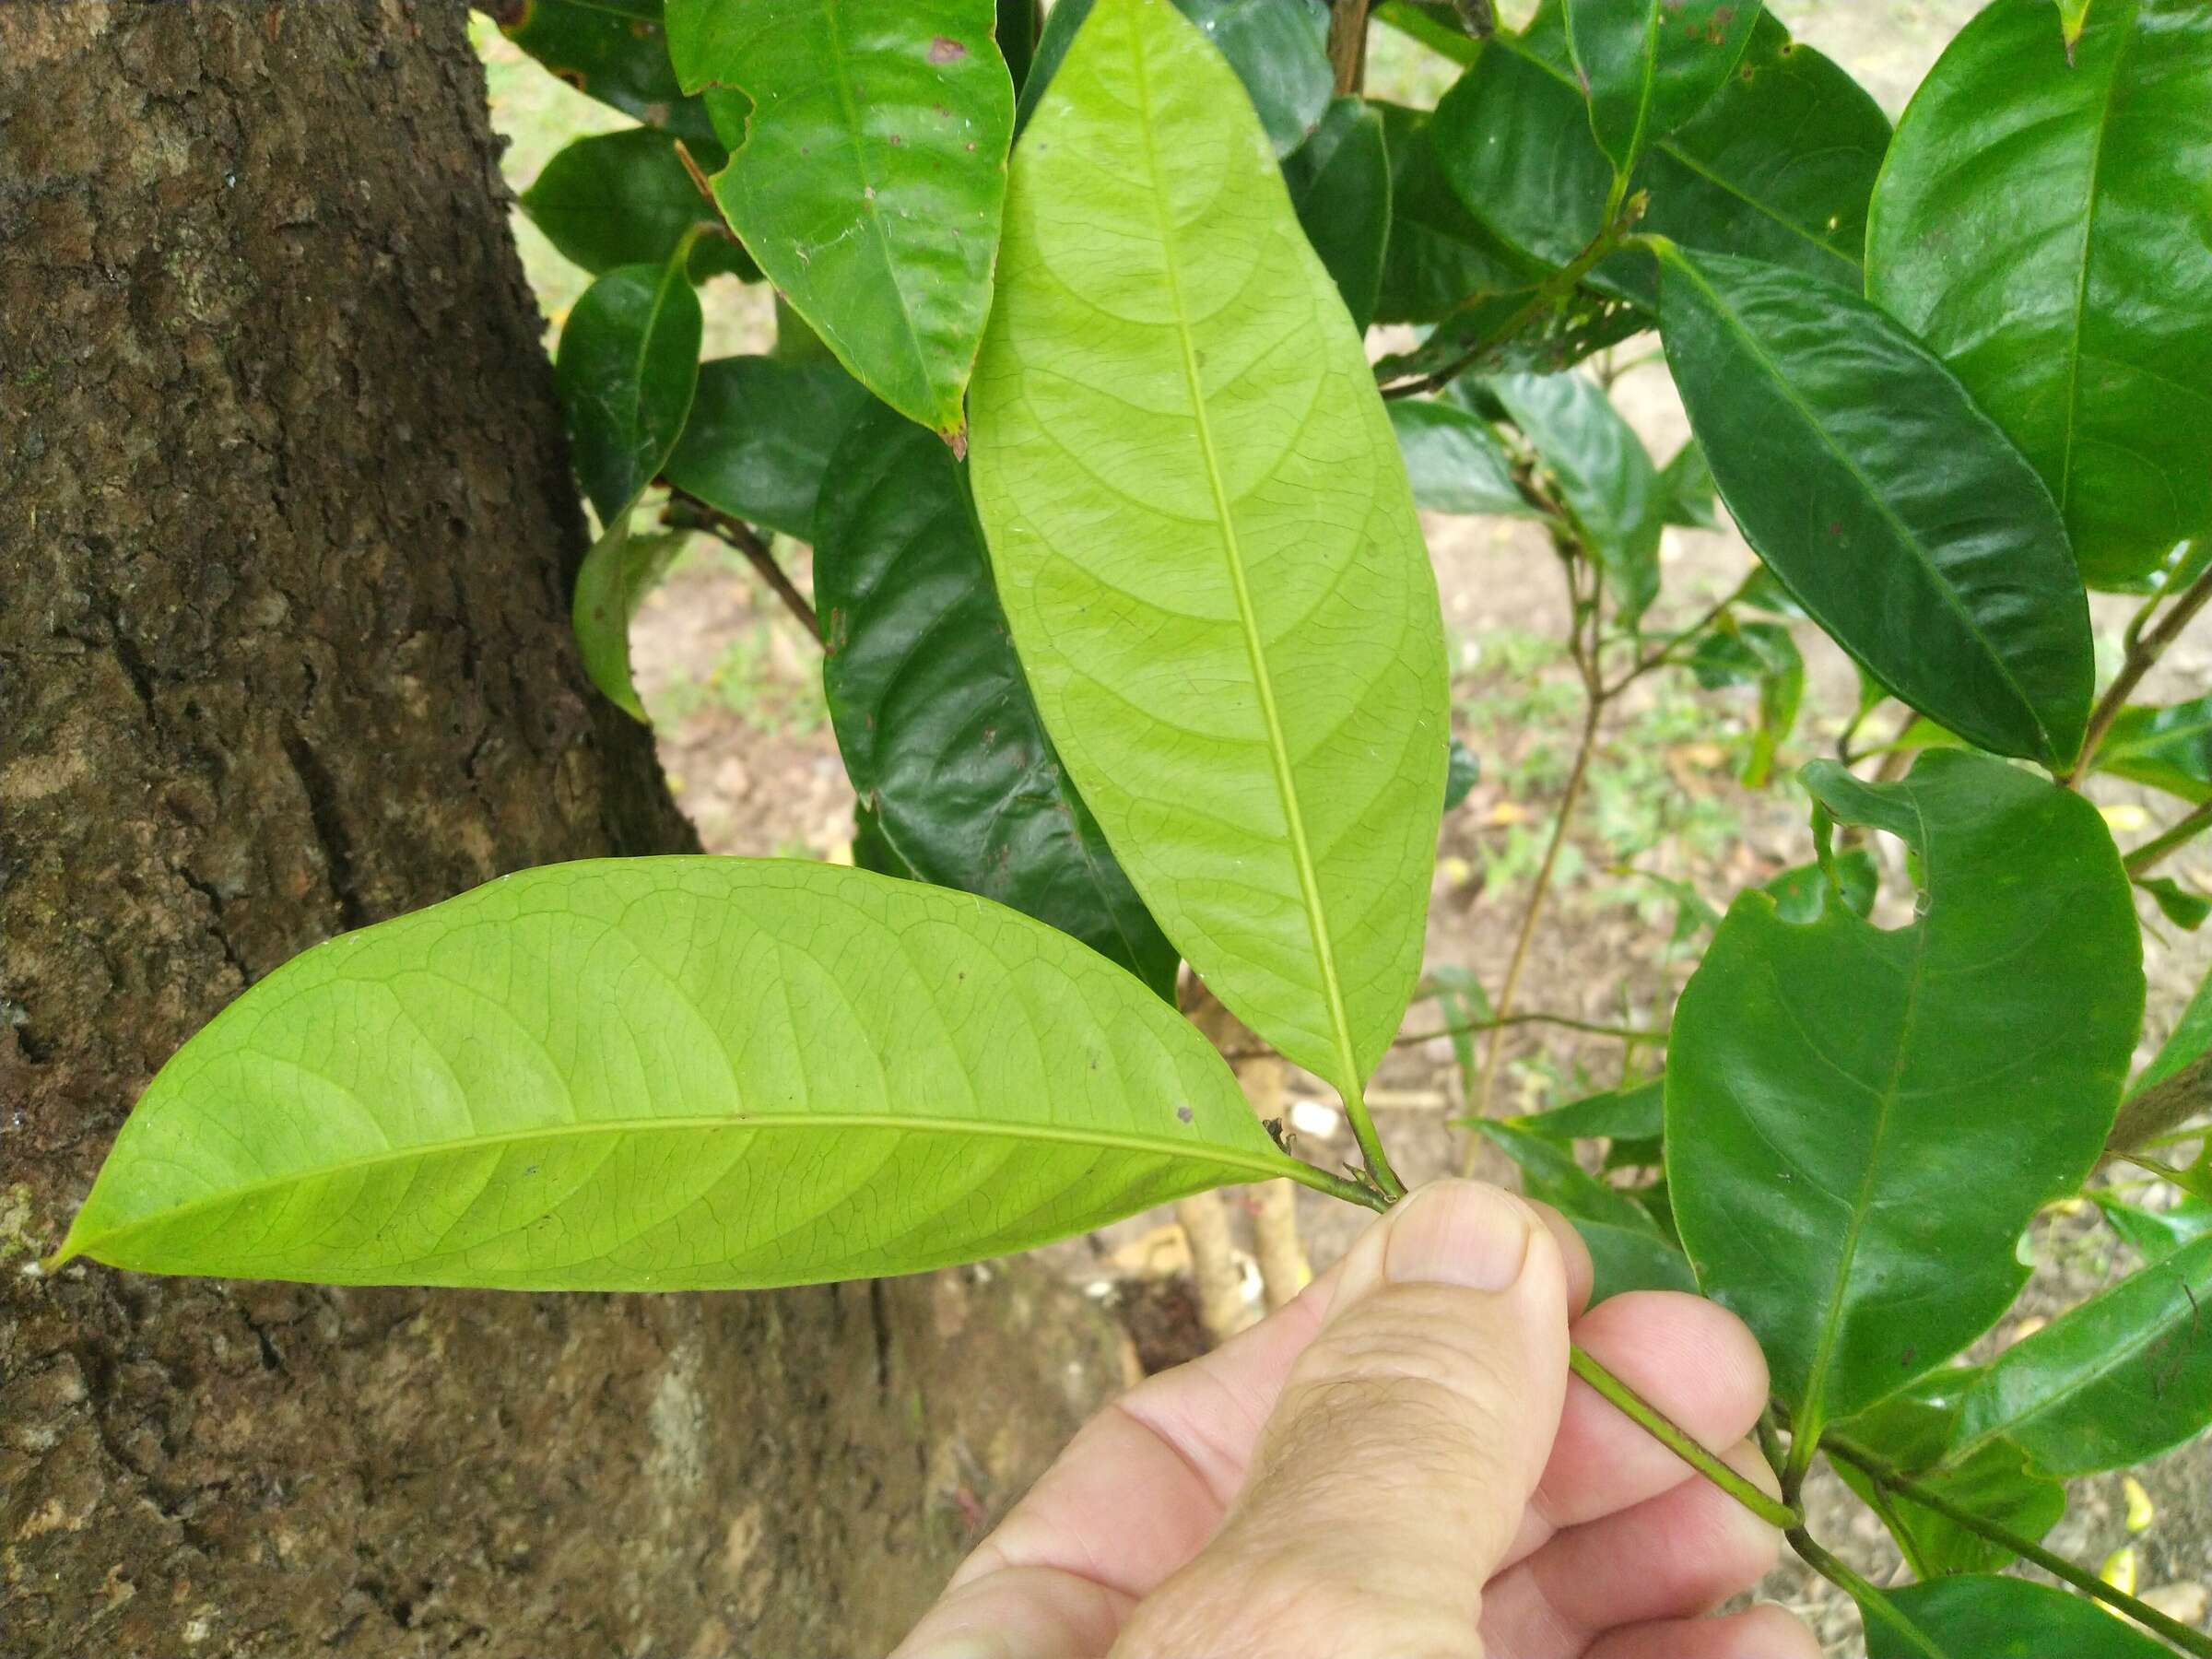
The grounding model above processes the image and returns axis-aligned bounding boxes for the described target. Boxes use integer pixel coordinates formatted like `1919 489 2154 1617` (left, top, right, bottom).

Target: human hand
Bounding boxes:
893 1180 1818 1659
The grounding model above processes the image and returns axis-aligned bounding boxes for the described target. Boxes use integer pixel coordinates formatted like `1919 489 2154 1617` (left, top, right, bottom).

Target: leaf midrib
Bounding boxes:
2057 0 2137 519
1122 17 1370 1100
65 1109 1299 1265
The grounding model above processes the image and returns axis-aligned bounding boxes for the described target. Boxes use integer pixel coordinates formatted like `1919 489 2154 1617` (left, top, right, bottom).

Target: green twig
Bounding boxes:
1392 1011 1667 1050
1568 1347 1799 1529
1825 1438 2212 1659
1787 1526 1944 1659
2068 556 2212 787
2127 800 2212 877
1343 1079 1407 1202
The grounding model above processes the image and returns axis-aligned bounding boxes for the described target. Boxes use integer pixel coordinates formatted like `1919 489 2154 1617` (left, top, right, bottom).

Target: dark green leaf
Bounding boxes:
1762 847 1877 924
1667 752 2143 1441
1656 439 1718 529
1563 0 1762 177
521 129 755 282
852 800 923 881
2094 1192 2212 1265
1489 371 1662 621
1866 0 2212 588
1949 1231 2212 1477
815 404 1179 996
665 0 1012 439
555 258 704 525
2097 697 2212 804
663 357 874 540
52 859 1304 1288
1477 1118 1662 1236
2137 960 2212 1097
1654 241 2094 768
1374 0 1482 65
1371 100 1547 325
998 0 1041 88
1510 1077 1663 1143
1284 97 1392 333
1869 1577 2171 1659
500 0 719 150
1372 285 1646 388
1388 398 1531 517
1580 1218 1697 1301
2140 876 2210 931
571 525 688 723
1444 737 1481 810
1831 1371 2065 1577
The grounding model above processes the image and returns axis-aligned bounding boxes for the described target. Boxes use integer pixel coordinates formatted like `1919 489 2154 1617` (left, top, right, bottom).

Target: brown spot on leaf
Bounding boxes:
928 35 969 64
1176 1106 1194 1124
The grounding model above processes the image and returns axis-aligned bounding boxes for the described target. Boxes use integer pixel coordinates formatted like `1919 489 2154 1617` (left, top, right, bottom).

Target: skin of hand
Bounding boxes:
893 1180 1819 1659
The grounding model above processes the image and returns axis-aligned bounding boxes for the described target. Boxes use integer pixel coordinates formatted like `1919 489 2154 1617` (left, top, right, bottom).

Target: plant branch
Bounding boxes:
2106 1053 2212 1163
1394 1010 1666 1049
1326 0 1371 93
2068 557 2212 786
1569 1348 1798 1528
1786 1526 1945 1659
2128 800 2212 877
1602 569 1758 697
665 493 821 640
1825 1438 2212 1658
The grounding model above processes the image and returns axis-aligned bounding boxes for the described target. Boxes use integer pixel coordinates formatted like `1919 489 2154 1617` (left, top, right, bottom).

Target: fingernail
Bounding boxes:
1382 1181 1532 1293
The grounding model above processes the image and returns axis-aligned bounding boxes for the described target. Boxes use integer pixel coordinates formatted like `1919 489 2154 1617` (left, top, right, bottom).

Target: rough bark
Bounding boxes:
0 4 1126 1653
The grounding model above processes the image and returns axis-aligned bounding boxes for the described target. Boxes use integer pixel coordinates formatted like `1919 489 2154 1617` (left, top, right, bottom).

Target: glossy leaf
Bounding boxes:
1869 1576 2172 1659
1563 0 1762 177
1831 1370 2065 1577
1866 0 2212 587
2097 696 2212 804
1490 371 1661 621
2095 1192 2212 1264
970 0 1449 1095
663 356 874 540
53 859 1299 1288
521 129 755 282
1477 1119 1662 1238
1389 398 1531 518
572 526 688 724
1948 1232 2212 1477
2136 960 2212 1097
1284 97 1391 333
1372 100 1546 324
665 0 1012 440
1667 752 2143 1441
1581 1218 1696 1301
1654 242 2093 767
1510 1077 1663 1144
815 404 1179 996
500 0 719 150
1656 439 1718 530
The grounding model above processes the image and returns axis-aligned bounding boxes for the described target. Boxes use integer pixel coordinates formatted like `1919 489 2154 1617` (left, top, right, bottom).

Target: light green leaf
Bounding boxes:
1388 397 1532 517
1284 97 1392 334
2139 875 2210 931
572 525 688 724
2097 696 2212 804
1868 1576 2171 1659
1762 846 1877 924
1687 618 1802 785
1667 752 2143 1442
665 0 1012 439
1490 371 1662 621
53 859 1305 1288
521 129 756 282
663 356 874 540
1653 241 2094 768
1948 1231 2212 1477
1866 0 2212 588
500 0 720 151
1563 0 1762 178
970 0 1449 1099
815 403 1179 995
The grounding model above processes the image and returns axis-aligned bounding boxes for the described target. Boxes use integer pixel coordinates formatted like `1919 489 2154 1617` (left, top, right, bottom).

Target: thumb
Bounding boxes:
1113 1181 1571 1659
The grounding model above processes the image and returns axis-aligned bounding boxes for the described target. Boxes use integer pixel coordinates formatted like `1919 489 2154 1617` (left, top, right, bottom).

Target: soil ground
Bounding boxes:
477 5 2212 1647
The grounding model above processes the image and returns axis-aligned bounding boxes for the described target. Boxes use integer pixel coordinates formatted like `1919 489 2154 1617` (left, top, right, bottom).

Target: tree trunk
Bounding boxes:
0 5 1126 1653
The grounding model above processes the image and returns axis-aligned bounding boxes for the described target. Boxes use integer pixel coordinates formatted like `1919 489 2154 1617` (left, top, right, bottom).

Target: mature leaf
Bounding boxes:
2140 876 2210 931
572 527 688 724
1445 737 1481 809
1947 1232 2212 1477
500 0 719 149
1654 242 2093 768
1563 0 1761 177
815 404 1179 996
1371 100 1546 325
2137 960 2212 1097
971 0 1449 1095
1580 1218 1696 1301
1667 753 2143 1441
1490 371 1661 621
1375 0 1482 65
665 0 1012 439
1866 0 2212 588
998 0 1041 88
522 129 756 282
1284 97 1392 333
2097 697 2212 804
1656 439 1717 529
1762 847 1877 924
53 860 1298 1288
1389 398 1531 518
2095 1192 2212 1264
1869 1576 2172 1659
1018 0 1333 156
852 800 923 880
1510 1077 1662 1144
1477 1119 1662 1237
1372 285 1647 389
1831 1370 2065 1577
663 356 874 539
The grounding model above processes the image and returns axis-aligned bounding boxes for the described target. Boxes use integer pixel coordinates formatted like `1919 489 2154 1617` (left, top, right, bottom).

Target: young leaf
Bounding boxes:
1866 0 2212 588
1667 752 2143 1445
500 0 719 151
571 527 688 724
1388 398 1533 518
52 859 1305 1288
2094 1192 2212 1265
815 404 1180 997
1653 242 2094 768
2096 696 2212 804
1489 371 1663 622
1869 1576 2172 1659
1762 846 1877 924
970 0 1450 1100
2139 876 2210 931
662 356 874 540
1563 0 1762 180
1371 100 1547 324
1688 618 1802 785
1475 1119 1664 1238
521 130 756 282
664 0 1013 440
1947 1232 2212 1478
1283 97 1392 334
